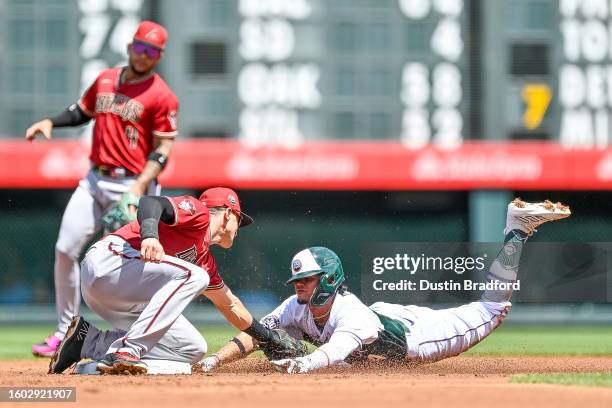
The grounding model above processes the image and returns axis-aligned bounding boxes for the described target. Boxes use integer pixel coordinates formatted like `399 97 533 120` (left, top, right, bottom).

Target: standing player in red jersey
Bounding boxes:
49 187 302 375
25 21 179 357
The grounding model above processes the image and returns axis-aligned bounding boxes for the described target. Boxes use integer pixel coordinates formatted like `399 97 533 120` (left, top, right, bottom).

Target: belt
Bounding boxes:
92 165 137 178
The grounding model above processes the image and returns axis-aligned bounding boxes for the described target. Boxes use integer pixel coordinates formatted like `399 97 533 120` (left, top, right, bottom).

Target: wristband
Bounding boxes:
147 151 168 169
230 337 247 356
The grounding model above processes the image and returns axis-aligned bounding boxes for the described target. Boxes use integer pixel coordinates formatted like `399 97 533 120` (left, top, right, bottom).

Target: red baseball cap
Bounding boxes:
133 21 167 50
199 187 254 227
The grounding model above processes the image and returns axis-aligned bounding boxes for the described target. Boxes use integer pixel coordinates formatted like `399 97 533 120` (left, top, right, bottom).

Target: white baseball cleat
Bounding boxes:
504 198 571 236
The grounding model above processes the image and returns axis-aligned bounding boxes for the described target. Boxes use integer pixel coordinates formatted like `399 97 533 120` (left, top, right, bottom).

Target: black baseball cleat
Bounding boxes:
48 315 90 374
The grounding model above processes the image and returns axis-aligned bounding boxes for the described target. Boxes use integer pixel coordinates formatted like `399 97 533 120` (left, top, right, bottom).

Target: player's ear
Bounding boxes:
223 207 232 223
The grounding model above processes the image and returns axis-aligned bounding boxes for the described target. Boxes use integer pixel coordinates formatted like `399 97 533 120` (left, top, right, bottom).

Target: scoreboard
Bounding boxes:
3 0 612 150
159 0 474 148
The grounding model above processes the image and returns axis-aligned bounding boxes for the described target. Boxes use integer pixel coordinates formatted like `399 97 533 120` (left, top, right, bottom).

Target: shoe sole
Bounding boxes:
96 361 148 375
511 198 571 215
96 363 118 375
32 351 55 358
506 198 571 235
113 361 148 375
48 317 81 374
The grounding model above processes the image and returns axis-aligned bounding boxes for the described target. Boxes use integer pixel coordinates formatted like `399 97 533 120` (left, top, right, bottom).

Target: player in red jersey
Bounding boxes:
25 21 178 357
49 187 298 375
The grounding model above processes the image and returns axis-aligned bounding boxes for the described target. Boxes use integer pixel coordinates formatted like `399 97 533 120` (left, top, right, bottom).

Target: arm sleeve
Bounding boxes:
137 196 175 225
152 94 179 138
137 196 175 240
50 104 92 128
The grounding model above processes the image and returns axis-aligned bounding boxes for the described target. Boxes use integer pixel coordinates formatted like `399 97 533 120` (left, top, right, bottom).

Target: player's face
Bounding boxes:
217 209 240 249
293 276 320 304
127 42 162 75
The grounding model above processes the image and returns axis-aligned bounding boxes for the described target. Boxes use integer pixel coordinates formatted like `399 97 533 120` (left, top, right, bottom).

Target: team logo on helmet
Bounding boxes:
292 259 302 272
228 195 237 206
178 199 196 215
145 28 160 41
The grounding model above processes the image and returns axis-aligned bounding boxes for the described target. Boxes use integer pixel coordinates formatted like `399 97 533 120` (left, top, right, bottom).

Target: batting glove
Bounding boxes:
271 357 311 374
192 355 220 373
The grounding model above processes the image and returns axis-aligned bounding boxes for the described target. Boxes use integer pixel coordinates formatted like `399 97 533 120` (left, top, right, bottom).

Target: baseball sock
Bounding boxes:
481 229 529 303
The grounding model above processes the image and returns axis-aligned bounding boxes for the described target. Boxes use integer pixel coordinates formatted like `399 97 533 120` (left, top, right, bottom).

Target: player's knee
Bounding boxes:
189 337 208 362
191 267 210 292
56 230 91 260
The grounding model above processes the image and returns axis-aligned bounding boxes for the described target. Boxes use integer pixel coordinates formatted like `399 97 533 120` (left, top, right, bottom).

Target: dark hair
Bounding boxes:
338 283 349 295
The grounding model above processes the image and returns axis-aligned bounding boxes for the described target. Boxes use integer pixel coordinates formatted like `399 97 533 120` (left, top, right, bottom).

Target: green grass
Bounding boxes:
1 324 239 360
3 324 612 360
465 325 612 356
511 373 612 388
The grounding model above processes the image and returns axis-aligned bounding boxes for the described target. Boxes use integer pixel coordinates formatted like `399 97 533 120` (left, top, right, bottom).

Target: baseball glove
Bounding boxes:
259 329 307 361
101 192 140 233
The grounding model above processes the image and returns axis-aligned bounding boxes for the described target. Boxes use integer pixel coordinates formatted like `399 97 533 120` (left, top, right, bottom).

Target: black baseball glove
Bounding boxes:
259 329 307 361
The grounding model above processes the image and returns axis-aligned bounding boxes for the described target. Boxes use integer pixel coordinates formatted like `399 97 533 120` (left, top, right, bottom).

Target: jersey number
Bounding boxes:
125 125 139 149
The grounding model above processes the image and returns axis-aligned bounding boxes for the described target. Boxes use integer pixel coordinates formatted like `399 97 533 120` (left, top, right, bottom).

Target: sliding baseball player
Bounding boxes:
196 199 570 373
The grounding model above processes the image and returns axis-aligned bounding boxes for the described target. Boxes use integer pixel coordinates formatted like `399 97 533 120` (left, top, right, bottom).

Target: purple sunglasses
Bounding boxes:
132 41 162 59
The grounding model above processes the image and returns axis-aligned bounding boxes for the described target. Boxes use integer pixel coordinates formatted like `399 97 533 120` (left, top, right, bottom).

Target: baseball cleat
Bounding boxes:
95 355 116 374
48 315 90 374
32 334 62 358
96 352 148 375
504 198 571 236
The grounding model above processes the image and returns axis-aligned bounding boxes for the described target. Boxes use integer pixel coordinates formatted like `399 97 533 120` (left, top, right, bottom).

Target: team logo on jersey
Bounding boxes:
175 245 197 264
292 259 302 272
228 195 237 205
167 110 177 130
178 199 196 215
95 93 144 123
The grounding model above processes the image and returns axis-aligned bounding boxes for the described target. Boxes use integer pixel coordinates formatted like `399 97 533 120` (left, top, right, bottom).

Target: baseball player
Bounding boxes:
25 21 178 357
48 187 303 375
195 199 571 374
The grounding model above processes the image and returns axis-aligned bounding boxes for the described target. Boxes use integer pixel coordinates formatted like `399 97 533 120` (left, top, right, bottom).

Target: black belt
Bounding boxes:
92 165 137 178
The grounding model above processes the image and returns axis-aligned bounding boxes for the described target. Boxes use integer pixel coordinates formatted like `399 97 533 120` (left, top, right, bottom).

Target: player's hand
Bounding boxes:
271 357 310 374
25 119 53 141
140 237 165 263
192 355 220 373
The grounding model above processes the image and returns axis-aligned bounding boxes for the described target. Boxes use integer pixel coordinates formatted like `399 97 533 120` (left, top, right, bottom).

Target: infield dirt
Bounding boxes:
1 356 611 408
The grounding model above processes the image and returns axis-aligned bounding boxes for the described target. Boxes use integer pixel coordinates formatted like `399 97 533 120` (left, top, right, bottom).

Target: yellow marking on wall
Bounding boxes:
522 84 552 130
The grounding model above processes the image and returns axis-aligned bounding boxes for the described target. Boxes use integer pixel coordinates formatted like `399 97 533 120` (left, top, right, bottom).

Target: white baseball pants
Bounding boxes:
80 235 209 363
370 300 510 363
53 169 159 338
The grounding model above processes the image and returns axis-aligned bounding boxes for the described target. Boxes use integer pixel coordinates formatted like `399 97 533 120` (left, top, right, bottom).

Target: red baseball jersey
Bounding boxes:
78 67 179 174
112 195 224 290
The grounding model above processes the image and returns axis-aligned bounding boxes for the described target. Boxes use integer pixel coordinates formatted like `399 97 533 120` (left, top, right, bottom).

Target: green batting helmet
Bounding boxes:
286 247 345 307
